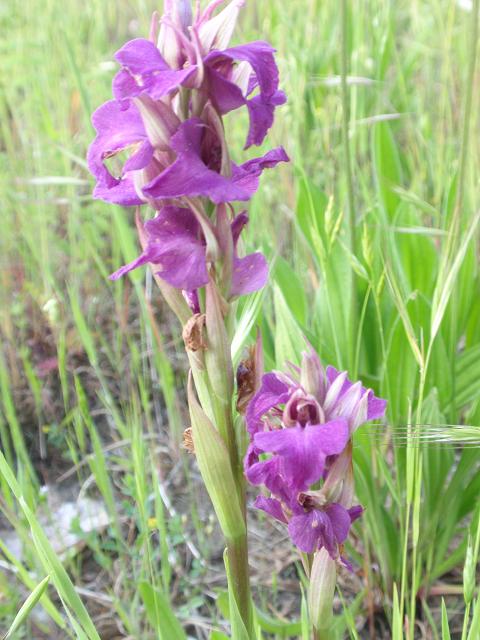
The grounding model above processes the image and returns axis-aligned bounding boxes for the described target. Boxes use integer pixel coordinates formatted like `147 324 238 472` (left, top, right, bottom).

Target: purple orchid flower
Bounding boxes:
110 206 268 298
254 493 363 557
88 108 288 207
287 503 361 555
111 0 286 148
87 1 289 208
142 118 288 204
244 347 386 560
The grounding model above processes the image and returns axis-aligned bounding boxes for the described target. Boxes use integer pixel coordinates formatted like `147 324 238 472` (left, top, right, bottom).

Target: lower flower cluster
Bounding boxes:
244 348 386 563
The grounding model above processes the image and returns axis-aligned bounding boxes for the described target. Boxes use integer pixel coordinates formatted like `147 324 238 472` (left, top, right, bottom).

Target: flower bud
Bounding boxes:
300 348 326 400
173 0 193 32
158 1 193 68
198 0 245 53
308 548 337 631
321 443 353 504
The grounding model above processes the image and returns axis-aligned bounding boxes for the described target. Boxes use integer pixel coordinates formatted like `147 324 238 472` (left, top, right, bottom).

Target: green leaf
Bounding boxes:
232 288 266 366
138 581 186 640
440 599 451 640
0 451 101 640
467 593 480 640
373 121 403 219
391 584 403 640
3 575 51 640
273 285 305 366
274 257 307 326
255 608 302 636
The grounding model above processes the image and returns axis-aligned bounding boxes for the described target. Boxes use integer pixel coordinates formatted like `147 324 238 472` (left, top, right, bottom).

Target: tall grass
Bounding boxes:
1 0 479 638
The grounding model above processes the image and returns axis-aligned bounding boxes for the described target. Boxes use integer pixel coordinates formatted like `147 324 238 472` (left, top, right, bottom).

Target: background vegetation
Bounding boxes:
1 0 479 637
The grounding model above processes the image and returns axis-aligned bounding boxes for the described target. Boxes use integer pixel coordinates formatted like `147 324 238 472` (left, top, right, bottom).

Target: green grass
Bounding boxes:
1 0 480 638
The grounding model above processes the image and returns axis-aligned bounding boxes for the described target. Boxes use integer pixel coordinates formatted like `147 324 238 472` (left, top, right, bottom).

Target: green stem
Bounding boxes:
227 532 254 635
204 298 254 635
340 0 358 371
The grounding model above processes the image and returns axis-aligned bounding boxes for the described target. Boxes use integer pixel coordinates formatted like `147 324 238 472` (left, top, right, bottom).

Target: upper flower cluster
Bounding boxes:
244 348 386 560
87 0 288 300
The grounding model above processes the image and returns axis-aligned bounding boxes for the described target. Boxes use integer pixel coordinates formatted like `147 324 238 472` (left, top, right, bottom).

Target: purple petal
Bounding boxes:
244 442 259 470
253 496 288 524
367 390 387 421
339 556 354 572
110 207 209 290
229 212 268 295
253 425 325 490
142 118 288 203
87 100 146 188
245 90 286 148
183 290 200 314
115 39 169 74
93 176 143 207
236 147 290 176
205 41 280 98
326 366 352 397
205 66 285 148
112 38 197 102
231 252 268 296
253 419 349 490
348 505 364 523
245 372 291 435
123 140 154 172
325 503 351 544
326 366 387 424
288 510 335 554
245 456 291 503
206 67 246 114
231 212 248 243
314 419 350 456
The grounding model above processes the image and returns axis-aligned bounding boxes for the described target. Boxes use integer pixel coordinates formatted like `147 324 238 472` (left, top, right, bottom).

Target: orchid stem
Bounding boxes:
227 532 254 635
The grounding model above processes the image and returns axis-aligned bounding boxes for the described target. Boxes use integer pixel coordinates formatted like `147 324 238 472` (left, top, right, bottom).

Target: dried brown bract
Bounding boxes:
182 427 195 454
182 313 207 352
236 347 257 415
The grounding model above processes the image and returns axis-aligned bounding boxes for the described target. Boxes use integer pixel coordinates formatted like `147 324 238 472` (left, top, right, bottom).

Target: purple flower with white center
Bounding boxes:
244 347 386 560
110 206 268 298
